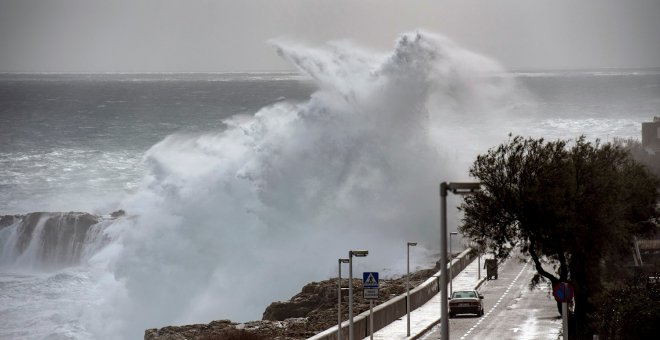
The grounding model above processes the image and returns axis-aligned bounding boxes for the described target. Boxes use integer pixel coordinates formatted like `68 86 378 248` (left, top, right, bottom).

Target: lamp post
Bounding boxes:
407 242 417 336
470 241 482 280
338 258 349 340
440 182 480 340
348 250 368 340
449 232 458 296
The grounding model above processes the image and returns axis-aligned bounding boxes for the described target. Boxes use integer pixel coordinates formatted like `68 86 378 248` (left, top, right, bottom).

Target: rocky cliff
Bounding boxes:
144 267 438 340
0 211 127 269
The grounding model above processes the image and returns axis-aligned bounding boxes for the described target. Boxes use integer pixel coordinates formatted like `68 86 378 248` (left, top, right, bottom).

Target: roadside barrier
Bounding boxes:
308 248 477 340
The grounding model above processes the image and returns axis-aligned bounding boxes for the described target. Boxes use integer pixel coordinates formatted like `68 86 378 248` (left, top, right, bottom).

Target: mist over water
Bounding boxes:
85 31 522 337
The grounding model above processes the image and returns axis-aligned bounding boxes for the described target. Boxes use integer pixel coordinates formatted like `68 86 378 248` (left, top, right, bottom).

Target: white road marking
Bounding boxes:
459 261 529 340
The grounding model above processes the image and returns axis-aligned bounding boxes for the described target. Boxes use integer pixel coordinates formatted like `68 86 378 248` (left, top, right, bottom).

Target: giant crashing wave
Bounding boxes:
0 31 524 338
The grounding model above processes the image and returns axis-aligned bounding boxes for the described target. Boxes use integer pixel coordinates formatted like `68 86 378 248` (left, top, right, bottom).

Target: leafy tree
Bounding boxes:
459 135 659 338
612 137 660 178
591 262 660 340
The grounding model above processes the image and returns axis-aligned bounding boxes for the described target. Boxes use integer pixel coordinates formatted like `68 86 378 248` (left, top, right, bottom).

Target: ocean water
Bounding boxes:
0 73 315 214
1 32 659 339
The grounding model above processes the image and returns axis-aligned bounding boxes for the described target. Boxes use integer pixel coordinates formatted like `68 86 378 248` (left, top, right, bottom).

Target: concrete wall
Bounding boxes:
308 248 476 340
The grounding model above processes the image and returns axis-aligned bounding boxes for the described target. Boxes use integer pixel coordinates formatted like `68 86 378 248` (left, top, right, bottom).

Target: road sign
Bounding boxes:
363 272 379 300
553 282 574 302
363 288 379 299
363 272 379 288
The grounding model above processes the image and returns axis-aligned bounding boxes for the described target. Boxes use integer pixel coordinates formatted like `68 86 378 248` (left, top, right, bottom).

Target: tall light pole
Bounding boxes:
338 258 349 340
449 232 458 296
440 182 480 340
470 241 482 280
348 250 368 340
406 242 417 336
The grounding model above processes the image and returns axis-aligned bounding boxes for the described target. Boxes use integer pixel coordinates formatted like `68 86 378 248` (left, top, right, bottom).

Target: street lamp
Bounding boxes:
348 250 368 340
440 182 480 340
469 241 482 280
449 232 458 296
406 242 417 336
338 258 350 340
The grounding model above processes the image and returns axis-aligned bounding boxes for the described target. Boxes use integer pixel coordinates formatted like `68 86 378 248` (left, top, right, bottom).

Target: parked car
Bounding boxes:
449 290 484 317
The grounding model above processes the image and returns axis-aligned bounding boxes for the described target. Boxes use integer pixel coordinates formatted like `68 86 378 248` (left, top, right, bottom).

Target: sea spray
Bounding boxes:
81 31 524 338
0 212 112 270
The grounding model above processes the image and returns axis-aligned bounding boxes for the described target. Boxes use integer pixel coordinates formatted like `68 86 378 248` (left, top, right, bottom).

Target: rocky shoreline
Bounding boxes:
1 212 442 339
144 266 440 340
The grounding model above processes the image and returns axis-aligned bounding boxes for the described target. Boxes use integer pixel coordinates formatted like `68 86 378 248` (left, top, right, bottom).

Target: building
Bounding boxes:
641 117 660 154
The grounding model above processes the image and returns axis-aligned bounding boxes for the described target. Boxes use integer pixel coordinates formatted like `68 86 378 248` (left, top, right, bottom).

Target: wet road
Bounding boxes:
420 254 561 340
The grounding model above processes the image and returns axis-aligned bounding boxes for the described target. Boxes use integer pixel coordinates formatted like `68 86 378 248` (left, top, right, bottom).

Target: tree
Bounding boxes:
593 265 660 340
459 135 659 338
612 137 660 178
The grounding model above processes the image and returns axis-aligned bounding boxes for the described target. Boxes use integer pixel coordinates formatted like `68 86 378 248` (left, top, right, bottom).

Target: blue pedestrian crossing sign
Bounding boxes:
363 272 379 300
363 272 379 288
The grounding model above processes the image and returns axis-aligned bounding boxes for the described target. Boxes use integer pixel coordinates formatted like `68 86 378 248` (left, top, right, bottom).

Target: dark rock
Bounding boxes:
144 319 304 340
111 209 126 218
0 214 21 230
145 320 237 340
145 267 439 339
1 212 102 268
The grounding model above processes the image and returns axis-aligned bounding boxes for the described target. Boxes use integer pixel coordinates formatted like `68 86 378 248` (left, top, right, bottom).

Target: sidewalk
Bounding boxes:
366 255 491 340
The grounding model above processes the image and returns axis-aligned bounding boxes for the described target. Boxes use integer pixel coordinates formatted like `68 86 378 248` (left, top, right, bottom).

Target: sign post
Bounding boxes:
369 300 373 340
363 272 379 340
553 282 574 340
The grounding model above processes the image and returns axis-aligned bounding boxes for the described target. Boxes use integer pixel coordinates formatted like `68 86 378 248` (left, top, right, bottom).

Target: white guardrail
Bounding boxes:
308 248 477 340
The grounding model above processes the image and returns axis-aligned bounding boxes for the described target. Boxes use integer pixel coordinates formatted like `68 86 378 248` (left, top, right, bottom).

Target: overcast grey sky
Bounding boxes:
1 0 659 72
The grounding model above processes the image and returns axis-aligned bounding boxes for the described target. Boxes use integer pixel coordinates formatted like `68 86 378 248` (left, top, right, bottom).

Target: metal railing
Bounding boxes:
309 248 476 340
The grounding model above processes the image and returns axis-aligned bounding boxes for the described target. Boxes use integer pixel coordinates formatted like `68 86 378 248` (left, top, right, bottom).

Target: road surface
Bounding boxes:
420 254 561 340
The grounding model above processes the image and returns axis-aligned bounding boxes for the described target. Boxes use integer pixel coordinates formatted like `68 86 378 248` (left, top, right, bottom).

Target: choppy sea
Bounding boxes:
0 72 315 214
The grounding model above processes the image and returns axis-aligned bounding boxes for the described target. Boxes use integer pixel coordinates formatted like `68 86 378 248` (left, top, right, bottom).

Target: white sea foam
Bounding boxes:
0 149 142 214
80 31 525 338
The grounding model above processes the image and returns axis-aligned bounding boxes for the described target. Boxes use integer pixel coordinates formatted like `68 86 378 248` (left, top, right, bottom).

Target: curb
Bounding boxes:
409 270 489 339
410 317 441 340
474 276 488 290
